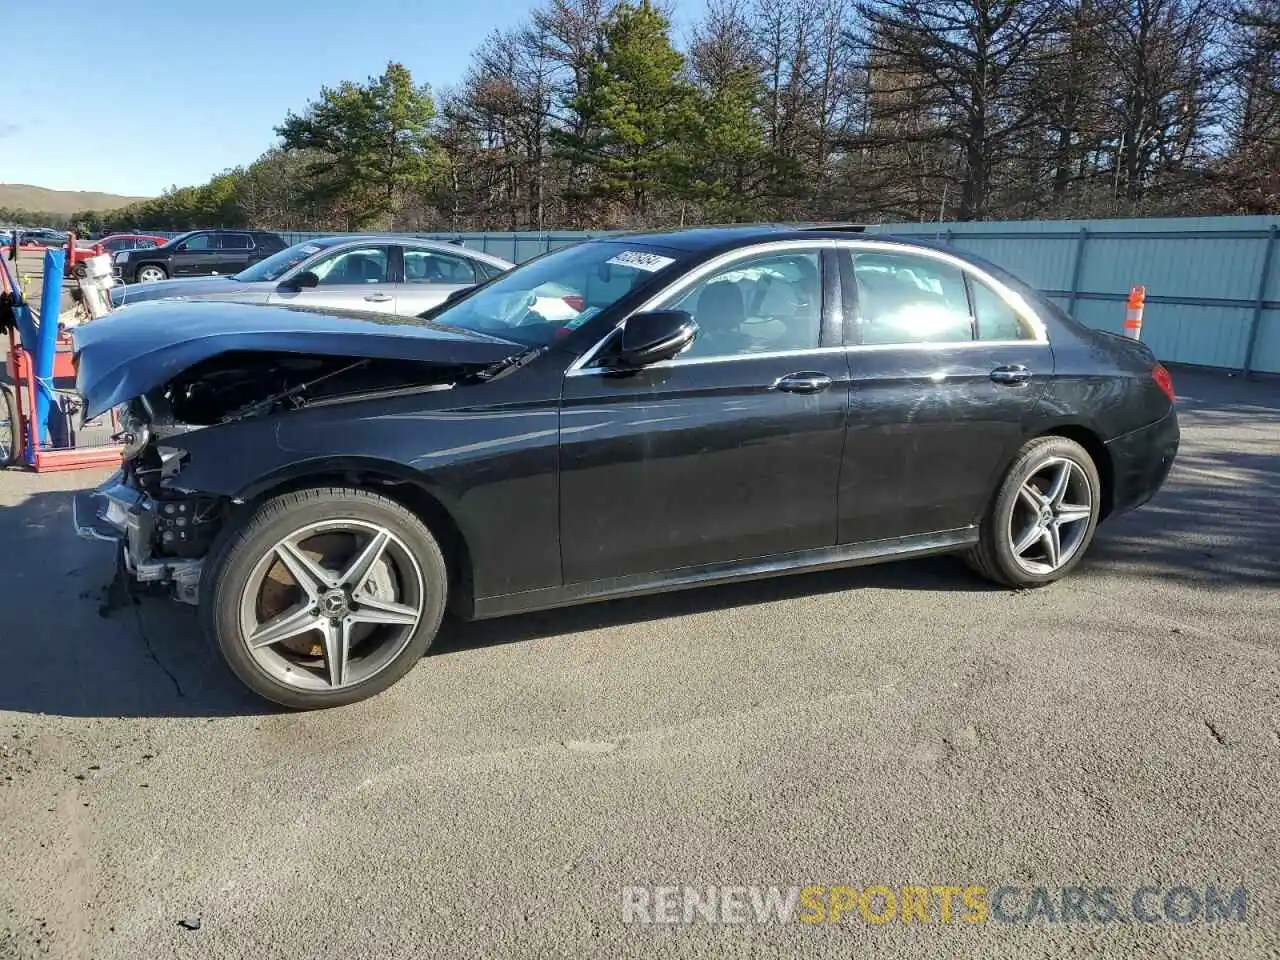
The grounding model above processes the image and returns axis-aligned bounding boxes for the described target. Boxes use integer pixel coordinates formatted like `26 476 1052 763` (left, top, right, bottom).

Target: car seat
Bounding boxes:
692 281 750 356
338 254 381 284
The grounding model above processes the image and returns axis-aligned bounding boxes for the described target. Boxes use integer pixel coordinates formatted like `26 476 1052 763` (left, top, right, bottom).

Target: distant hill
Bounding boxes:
0 183 150 215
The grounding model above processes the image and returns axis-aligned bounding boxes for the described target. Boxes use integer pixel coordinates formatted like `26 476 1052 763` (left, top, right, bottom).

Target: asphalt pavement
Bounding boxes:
0 369 1276 959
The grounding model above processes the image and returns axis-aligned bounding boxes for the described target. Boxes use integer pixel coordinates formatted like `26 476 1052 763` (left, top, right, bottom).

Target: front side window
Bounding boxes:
311 246 391 285
180 233 215 252
656 249 823 359
851 252 974 345
404 249 477 285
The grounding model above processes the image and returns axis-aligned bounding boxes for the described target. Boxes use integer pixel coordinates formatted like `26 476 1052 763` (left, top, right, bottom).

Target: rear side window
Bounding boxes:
849 251 973 345
219 233 252 250
969 277 1031 340
403 249 477 285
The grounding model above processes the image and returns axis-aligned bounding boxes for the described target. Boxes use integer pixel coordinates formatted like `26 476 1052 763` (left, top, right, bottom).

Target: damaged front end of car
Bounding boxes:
69 301 529 605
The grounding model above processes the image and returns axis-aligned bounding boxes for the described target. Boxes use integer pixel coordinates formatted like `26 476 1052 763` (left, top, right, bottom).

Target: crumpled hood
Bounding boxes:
108 275 253 308
72 299 524 419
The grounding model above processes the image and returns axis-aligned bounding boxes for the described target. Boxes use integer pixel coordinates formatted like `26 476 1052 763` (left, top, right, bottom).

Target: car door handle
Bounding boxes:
363 294 393 303
990 364 1032 385
773 372 833 394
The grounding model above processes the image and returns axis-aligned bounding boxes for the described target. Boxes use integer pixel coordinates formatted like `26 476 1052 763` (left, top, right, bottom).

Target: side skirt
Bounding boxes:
469 527 978 621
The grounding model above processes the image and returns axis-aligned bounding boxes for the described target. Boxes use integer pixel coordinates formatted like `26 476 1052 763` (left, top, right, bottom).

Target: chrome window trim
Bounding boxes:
564 238 1051 378
565 239 837 376
836 239 1050 344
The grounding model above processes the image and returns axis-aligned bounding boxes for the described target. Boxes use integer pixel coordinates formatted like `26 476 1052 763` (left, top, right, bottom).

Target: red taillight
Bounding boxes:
1152 363 1175 403
562 295 585 312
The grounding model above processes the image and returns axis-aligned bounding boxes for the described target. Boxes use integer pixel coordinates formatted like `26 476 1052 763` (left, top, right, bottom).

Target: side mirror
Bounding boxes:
608 310 697 368
285 271 319 291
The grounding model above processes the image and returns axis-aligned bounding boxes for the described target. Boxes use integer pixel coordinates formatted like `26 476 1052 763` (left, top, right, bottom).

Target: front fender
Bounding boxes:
161 387 562 600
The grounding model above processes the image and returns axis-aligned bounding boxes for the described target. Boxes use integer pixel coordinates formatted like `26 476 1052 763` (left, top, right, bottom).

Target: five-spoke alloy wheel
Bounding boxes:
965 436 1102 588
136 265 167 284
202 487 447 710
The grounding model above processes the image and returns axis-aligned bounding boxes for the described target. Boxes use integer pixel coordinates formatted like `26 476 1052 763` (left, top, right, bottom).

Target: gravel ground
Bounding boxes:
0 369 1276 959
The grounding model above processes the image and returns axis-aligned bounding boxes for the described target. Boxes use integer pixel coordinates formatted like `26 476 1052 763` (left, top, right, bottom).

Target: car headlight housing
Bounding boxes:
115 251 130 263
113 404 151 459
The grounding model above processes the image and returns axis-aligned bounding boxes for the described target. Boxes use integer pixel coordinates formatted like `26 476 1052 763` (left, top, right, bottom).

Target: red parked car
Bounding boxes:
66 233 168 277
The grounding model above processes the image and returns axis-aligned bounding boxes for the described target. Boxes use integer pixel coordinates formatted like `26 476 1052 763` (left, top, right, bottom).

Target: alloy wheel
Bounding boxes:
138 266 166 283
238 519 425 692
1006 457 1095 576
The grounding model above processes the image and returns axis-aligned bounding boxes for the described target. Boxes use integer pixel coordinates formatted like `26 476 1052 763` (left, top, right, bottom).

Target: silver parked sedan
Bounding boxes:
107 236 514 316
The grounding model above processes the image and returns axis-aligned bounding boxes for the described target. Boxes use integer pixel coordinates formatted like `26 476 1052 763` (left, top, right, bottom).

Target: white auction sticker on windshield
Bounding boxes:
606 250 675 272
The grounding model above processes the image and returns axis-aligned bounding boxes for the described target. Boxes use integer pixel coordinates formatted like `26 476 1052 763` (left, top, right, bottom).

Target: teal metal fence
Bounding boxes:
154 214 1280 374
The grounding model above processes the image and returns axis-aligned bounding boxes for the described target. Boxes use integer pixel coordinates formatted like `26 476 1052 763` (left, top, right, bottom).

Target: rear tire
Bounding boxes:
964 435 1101 588
200 486 448 710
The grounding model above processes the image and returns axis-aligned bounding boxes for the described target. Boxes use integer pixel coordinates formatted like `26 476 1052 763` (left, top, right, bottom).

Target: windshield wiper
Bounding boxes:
219 359 371 421
470 345 549 383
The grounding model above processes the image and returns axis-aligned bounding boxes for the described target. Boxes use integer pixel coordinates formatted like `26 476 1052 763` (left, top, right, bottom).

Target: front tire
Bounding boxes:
136 264 167 284
200 487 448 710
964 436 1101 588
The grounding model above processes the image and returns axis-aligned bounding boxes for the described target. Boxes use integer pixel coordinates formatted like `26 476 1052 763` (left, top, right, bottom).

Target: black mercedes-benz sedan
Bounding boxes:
71 226 1179 709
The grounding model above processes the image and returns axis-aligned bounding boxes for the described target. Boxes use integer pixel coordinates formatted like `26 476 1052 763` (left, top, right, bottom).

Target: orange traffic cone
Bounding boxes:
1123 285 1145 339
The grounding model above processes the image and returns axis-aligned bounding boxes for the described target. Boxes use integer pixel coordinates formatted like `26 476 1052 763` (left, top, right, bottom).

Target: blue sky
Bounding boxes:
2 0 704 198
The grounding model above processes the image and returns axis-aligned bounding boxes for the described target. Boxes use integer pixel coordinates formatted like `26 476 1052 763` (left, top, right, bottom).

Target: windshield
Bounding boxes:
235 238 337 283
426 241 685 346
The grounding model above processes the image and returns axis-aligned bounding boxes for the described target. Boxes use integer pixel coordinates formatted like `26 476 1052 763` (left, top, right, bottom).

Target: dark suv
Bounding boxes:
115 229 288 284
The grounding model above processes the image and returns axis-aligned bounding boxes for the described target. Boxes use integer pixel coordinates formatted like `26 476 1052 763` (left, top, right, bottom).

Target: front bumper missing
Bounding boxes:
73 473 203 604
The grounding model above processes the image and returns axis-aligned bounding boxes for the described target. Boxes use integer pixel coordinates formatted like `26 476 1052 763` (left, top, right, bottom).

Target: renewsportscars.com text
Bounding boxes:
621 884 1248 926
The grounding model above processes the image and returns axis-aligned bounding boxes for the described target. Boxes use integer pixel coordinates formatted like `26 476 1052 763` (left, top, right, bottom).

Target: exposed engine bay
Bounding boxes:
142 350 472 426
77 346 525 605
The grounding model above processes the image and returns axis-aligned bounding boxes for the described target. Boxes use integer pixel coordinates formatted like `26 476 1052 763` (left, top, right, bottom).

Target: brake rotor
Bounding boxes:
257 532 399 658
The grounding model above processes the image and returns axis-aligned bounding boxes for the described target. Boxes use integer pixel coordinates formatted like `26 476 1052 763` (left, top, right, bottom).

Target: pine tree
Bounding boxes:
554 0 695 222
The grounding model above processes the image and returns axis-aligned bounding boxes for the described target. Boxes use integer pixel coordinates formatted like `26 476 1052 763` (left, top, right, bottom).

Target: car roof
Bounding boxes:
601 224 955 259
303 234 514 266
